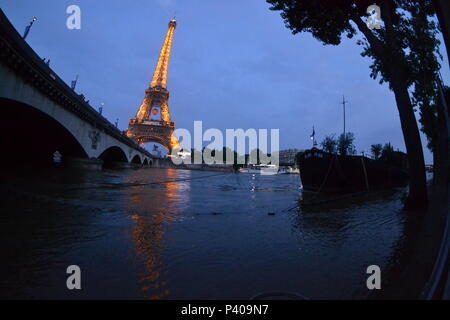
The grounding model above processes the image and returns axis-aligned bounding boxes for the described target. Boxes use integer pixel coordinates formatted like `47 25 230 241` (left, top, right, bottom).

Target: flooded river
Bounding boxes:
0 167 408 299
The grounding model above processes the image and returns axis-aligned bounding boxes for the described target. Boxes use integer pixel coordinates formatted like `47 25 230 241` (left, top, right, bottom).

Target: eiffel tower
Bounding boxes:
127 18 180 152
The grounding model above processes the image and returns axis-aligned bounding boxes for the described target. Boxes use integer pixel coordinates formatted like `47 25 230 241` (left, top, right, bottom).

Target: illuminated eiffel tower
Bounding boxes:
127 18 180 152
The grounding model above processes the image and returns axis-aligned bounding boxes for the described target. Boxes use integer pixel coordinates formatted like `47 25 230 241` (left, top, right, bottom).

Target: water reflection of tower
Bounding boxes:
126 169 191 299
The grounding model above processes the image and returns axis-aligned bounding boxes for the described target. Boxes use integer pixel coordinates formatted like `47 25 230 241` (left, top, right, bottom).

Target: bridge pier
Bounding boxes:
131 163 144 169
66 157 150 170
66 157 103 171
110 161 133 169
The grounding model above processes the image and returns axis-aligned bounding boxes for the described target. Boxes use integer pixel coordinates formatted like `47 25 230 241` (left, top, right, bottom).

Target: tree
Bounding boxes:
320 134 337 153
381 142 395 160
295 150 306 167
202 147 213 164
371 143 383 160
266 0 441 208
213 146 235 164
190 148 203 164
250 148 266 164
419 86 449 152
433 0 450 66
337 132 355 156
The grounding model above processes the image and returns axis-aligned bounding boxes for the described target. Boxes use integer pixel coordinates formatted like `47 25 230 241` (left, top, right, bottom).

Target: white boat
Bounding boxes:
278 166 300 174
239 164 279 175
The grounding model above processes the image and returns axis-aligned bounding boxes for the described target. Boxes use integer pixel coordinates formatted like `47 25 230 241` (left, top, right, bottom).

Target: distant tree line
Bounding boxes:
320 132 356 156
183 147 273 169
319 133 401 163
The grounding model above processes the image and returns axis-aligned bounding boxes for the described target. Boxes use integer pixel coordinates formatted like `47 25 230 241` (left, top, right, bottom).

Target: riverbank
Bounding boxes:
152 158 235 172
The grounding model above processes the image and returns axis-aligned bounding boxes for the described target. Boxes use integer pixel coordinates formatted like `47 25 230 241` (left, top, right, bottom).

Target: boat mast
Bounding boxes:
341 95 348 136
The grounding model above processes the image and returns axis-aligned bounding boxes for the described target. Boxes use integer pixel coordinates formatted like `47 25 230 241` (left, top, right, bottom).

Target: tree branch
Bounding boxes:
350 13 384 57
380 0 396 51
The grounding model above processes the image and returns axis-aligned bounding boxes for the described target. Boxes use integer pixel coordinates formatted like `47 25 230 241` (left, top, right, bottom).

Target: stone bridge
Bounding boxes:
0 9 154 169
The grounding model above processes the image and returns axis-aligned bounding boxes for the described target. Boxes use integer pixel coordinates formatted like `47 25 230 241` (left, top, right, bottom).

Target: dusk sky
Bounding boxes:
1 0 448 163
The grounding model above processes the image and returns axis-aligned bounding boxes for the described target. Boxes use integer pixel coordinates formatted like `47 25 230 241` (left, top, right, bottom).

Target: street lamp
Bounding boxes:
23 17 37 40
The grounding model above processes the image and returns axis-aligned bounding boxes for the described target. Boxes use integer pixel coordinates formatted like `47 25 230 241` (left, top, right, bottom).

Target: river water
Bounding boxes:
0 167 408 299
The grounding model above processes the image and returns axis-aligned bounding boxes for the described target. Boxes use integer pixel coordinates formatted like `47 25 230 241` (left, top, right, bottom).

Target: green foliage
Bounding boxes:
190 148 203 164
378 142 407 166
250 148 267 164
266 0 364 44
320 134 337 153
420 86 450 152
190 147 243 166
371 143 383 160
337 132 356 156
381 142 395 160
295 150 306 165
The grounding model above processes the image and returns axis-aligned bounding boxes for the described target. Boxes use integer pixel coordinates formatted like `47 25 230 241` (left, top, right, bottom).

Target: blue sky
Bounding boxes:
1 0 448 163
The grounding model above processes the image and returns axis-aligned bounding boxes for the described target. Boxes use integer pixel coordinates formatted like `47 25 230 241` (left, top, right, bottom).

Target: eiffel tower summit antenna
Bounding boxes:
127 18 180 153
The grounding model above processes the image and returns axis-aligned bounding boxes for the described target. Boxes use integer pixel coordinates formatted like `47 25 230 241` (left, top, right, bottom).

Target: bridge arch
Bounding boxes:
99 146 128 168
131 154 142 165
0 98 88 166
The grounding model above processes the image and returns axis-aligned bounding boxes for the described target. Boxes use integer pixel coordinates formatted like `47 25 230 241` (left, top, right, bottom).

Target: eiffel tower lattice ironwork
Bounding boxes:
127 18 180 152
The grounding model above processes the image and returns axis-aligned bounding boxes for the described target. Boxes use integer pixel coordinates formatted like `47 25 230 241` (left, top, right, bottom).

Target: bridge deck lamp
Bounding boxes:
23 17 37 40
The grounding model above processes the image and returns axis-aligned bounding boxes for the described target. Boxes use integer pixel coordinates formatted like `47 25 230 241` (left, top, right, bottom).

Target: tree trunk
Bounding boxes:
389 70 428 208
432 119 448 190
434 85 450 188
382 0 428 208
351 8 429 209
433 0 450 68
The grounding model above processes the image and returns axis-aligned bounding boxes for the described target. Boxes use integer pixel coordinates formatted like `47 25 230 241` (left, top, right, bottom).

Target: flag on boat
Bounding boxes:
310 126 315 140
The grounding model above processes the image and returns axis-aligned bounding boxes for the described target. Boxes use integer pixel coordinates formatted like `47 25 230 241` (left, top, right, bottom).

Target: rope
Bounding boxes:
281 154 337 212
298 154 373 207
309 154 337 200
361 157 370 191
